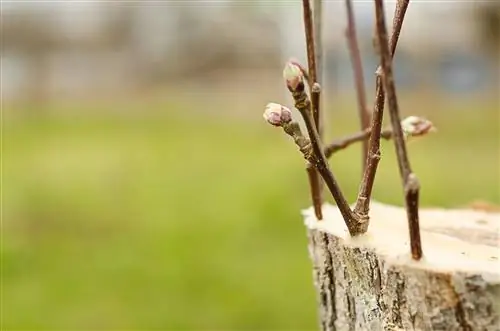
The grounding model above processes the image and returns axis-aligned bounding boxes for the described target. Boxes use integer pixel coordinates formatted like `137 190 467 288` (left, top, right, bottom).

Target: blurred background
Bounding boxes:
2 0 499 329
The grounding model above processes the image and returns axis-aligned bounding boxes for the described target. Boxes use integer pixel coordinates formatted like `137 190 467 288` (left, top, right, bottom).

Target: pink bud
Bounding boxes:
401 116 436 137
263 103 293 127
283 61 304 91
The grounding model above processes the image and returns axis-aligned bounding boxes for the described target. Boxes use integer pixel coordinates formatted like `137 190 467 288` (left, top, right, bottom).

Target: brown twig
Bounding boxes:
389 0 410 56
302 0 318 123
306 165 323 219
286 62 323 220
353 0 410 218
302 0 323 220
344 0 370 168
325 128 392 157
324 115 435 158
313 0 324 88
373 0 422 260
286 79 366 235
307 83 324 221
313 0 324 136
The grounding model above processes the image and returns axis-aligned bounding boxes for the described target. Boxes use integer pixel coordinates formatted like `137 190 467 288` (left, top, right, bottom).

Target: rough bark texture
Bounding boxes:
304 202 500 331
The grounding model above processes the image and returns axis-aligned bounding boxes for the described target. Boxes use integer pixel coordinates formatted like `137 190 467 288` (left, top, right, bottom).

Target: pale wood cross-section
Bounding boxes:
303 202 500 331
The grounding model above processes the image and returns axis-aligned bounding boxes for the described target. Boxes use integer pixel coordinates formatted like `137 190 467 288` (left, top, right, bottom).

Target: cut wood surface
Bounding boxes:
303 202 500 331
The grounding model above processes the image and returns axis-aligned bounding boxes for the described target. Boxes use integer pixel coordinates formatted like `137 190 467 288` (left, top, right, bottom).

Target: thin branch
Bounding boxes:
313 0 324 136
310 83 321 139
302 0 323 220
287 60 323 220
313 0 323 84
284 76 366 235
302 0 318 117
325 116 434 158
296 101 363 235
325 128 392 157
311 0 324 223
306 165 323 219
307 83 323 220
389 0 410 56
344 0 370 169
354 0 410 218
373 0 422 260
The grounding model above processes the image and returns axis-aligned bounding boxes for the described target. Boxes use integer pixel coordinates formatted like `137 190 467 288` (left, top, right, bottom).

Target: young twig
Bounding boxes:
353 0 410 218
373 0 422 260
326 128 391 157
264 99 365 236
282 64 366 235
302 0 323 220
313 0 324 137
324 116 435 158
306 165 323 220
344 0 370 168
313 0 324 87
288 61 323 220
389 0 411 56
312 0 323 138
302 0 319 125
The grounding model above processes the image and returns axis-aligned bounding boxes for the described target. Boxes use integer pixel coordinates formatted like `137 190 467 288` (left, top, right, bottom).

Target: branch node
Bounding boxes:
312 82 321 93
370 151 381 161
281 73 361 232
358 211 370 223
355 197 370 216
405 173 420 193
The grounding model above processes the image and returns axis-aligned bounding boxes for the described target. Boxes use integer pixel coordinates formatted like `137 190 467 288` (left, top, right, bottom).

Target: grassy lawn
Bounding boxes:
2 97 498 330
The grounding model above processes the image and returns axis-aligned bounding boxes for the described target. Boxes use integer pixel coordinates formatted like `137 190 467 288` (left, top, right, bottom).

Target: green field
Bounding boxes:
2 97 499 329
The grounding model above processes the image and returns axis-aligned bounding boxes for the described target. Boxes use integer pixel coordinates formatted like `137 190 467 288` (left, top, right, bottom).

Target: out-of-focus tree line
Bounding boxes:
2 1 499 106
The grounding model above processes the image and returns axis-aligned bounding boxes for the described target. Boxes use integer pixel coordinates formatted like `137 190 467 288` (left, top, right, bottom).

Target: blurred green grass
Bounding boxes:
2 98 499 330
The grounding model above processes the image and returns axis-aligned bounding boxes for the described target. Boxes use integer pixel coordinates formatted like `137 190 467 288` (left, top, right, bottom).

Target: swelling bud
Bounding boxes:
263 103 293 127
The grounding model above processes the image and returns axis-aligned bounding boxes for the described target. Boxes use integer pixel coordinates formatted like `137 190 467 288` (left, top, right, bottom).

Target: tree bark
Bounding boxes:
304 202 500 331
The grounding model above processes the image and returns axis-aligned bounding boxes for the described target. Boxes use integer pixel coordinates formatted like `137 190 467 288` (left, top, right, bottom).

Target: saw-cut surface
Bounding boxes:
303 202 500 331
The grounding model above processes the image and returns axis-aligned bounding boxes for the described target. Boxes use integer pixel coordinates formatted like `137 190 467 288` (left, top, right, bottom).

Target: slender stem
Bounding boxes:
282 121 312 156
325 128 392 158
302 0 323 220
313 0 324 136
308 86 323 220
313 0 324 222
324 116 433 158
311 84 322 139
354 0 410 217
290 82 366 235
281 124 321 223
302 0 318 103
313 0 323 85
344 0 370 169
373 0 422 260
306 165 323 219
389 0 410 56
405 174 423 260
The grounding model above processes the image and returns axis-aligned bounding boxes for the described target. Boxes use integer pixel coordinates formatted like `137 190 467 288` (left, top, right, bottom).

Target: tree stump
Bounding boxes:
304 202 500 331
